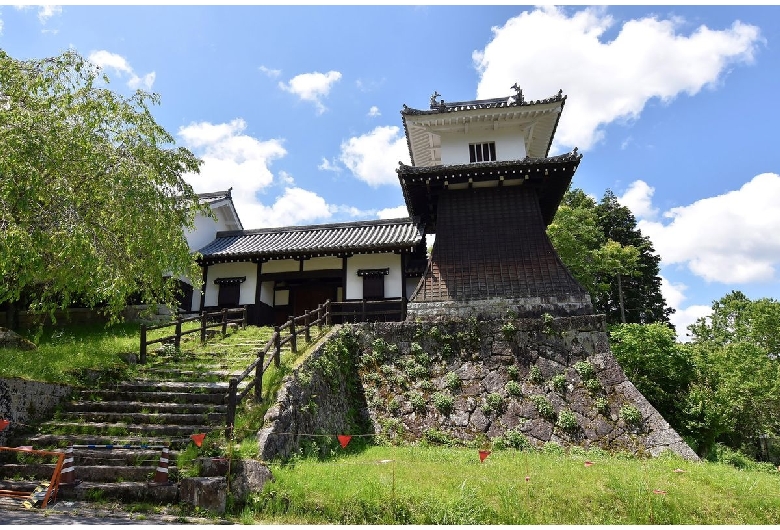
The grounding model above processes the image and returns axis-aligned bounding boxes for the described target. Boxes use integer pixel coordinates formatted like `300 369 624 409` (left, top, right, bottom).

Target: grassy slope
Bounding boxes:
249 445 780 524
3 323 778 524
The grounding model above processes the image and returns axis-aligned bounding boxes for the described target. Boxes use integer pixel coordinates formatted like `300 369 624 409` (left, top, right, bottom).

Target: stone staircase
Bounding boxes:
0 361 249 504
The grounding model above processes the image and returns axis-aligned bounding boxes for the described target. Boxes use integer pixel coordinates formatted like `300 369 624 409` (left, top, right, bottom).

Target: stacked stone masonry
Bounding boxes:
258 316 698 461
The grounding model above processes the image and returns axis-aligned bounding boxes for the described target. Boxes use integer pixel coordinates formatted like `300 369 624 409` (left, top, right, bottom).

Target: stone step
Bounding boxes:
25 433 194 450
75 448 177 466
64 400 227 415
36 421 221 438
80 390 227 405
58 480 180 503
120 380 235 394
54 411 225 426
0 463 177 483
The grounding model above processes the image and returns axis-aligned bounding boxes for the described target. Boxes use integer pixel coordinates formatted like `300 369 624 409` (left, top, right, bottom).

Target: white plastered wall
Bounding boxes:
203 262 258 307
439 128 527 165
303 256 342 271
345 253 402 300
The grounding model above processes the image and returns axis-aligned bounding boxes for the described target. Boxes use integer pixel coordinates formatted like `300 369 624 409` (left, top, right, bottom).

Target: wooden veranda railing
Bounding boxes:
224 301 332 439
327 298 406 323
139 306 247 364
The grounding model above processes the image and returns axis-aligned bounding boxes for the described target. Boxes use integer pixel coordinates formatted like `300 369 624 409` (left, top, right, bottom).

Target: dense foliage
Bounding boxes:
610 291 780 462
548 188 672 325
0 49 205 325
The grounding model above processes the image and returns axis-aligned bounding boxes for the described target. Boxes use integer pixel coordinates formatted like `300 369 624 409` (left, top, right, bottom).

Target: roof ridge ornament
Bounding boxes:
430 90 443 109
510 83 524 104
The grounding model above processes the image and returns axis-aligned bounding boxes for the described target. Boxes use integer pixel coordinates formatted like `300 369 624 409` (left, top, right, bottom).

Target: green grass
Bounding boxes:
243 446 780 524
0 322 141 384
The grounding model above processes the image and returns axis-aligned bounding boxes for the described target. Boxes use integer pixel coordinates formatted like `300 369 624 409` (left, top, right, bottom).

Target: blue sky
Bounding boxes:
2 4 779 340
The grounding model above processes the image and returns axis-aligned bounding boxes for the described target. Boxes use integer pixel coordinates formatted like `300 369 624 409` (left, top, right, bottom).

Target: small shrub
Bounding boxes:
620 404 642 426
444 371 461 391
422 428 455 447
407 391 426 412
419 379 435 391
528 365 544 385
494 428 531 451
379 364 394 376
410 342 424 356
482 393 504 414
428 325 443 341
531 395 555 419
387 397 402 414
556 409 578 434
440 342 453 358
584 378 602 394
550 374 567 393
432 392 455 415
507 365 520 381
542 441 564 456
594 397 610 415
501 321 517 341
574 360 596 380
407 362 429 379
505 380 522 397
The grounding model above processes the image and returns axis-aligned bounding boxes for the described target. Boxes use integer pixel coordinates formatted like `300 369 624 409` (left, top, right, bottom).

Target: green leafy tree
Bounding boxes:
0 50 205 327
549 188 673 326
548 189 640 322
684 291 780 458
609 322 695 432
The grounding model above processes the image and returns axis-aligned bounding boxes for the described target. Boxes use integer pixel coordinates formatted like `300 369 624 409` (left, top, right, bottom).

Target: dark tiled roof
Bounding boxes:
400 90 565 116
397 152 582 230
198 189 233 204
400 90 567 164
198 218 423 262
197 188 243 231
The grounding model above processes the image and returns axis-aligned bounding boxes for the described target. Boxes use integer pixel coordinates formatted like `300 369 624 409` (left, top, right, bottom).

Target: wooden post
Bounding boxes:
140 324 147 365
221 308 228 336
325 300 332 326
362 299 367 322
289 316 297 353
242 305 248 329
225 378 238 440
255 350 264 403
273 327 281 367
317 304 323 330
401 296 407 321
304 310 311 343
174 316 182 350
200 312 207 343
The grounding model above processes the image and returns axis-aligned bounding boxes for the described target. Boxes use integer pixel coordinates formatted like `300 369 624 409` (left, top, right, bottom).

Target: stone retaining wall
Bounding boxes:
0 378 72 445
258 315 698 461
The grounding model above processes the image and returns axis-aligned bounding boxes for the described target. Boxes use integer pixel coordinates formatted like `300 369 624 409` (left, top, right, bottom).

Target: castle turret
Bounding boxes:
399 87 592 318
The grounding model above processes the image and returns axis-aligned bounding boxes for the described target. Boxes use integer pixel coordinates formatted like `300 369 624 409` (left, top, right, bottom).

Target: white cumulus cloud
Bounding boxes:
473 6 762 152
368 106 381 117
251 187 332 228
38 5 61 23
339 126 410 187
318 158 341 173
178 118 289 228
259 65 281 78
88 50 156 90
660 276 711 342
377 205 409 219
618 180 659 220
279 70 342 114
640 173 780 284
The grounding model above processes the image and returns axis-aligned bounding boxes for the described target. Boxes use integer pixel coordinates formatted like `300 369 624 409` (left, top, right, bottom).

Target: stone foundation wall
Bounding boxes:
407 295 594 320
0 378 72 445
257 327 371 461
258 316 698 461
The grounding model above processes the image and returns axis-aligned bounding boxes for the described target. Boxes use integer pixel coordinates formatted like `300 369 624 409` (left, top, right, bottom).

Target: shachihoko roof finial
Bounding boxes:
510 83 524 104
430 91 442 109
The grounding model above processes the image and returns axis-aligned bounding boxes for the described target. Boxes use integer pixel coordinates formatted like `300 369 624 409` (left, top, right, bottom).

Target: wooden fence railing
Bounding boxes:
224 301 331 439
139 306 247 364
328 298 406 323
